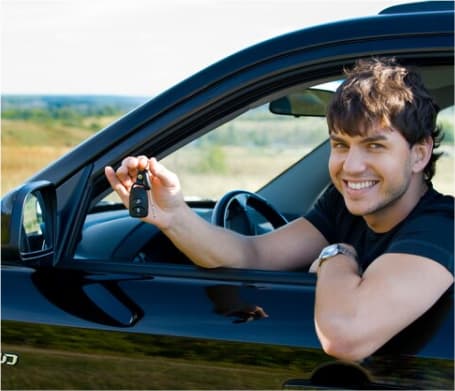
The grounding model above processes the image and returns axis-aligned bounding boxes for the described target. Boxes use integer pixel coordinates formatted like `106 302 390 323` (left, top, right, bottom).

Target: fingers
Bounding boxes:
105 156 147 198
105 156 179 201
116 155 149 186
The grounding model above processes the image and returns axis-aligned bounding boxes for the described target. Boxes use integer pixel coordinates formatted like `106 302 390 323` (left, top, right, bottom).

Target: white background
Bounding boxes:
2 0 416 96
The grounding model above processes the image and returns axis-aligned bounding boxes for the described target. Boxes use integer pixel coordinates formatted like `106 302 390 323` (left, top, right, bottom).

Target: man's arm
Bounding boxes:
313 252 454 361
163 205 327 270
105 156 327 270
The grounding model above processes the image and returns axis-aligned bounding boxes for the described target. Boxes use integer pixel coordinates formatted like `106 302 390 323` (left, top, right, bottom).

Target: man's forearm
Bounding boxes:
162 203 255 269
314 255 365 360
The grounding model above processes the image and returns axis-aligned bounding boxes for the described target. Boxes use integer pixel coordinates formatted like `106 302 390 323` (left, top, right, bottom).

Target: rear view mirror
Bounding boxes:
269 88 333 117
1 181 57 266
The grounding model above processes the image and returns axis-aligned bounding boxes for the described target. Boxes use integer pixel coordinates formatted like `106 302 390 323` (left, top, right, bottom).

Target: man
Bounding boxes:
105 58 454 361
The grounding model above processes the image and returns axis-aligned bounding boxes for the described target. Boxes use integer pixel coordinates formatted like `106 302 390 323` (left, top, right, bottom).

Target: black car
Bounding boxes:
2 1 454 389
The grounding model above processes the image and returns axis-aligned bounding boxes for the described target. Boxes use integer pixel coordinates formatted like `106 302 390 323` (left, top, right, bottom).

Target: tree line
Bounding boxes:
1 95 147 126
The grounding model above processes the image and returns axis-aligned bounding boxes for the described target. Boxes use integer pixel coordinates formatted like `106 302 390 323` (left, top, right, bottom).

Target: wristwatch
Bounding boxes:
317 243 357 269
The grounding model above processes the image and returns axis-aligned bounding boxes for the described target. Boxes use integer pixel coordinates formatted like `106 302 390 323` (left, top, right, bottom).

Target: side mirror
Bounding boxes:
1 181 57 266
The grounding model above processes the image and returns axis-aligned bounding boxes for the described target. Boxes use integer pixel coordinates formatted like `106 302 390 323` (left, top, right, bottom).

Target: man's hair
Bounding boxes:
327 57 442 182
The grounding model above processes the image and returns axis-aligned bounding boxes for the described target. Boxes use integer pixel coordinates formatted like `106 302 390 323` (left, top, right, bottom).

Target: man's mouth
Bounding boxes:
344 180 378 190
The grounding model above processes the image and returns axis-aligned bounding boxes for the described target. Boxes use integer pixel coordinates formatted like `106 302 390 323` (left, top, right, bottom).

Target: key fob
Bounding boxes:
129 170 151 218
129 186 148 217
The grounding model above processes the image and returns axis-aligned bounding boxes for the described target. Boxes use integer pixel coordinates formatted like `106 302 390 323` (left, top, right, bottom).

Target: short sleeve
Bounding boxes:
386 213 454 274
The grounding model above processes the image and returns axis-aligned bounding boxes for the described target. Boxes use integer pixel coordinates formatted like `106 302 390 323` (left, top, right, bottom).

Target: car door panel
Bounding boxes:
2 266 325 389
2 266 453 389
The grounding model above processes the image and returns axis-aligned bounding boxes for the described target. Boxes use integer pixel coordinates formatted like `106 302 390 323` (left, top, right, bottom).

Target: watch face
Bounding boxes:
321 244 339 259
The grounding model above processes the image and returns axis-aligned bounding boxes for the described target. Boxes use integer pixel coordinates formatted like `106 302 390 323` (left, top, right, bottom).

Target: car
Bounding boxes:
1 1 454 389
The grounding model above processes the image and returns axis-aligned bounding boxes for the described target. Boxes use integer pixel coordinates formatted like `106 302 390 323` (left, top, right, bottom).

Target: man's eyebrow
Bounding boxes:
362 134 389 143
329 134 389 142
329 134 347 142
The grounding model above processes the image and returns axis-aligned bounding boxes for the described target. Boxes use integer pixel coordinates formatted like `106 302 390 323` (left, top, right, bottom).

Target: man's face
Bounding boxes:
328 123 422 229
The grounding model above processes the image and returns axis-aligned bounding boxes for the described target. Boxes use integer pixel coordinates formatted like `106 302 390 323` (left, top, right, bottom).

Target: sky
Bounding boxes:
2 0 417 97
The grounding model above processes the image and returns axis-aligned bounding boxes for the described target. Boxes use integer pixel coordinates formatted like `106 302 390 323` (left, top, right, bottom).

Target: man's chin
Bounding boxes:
344 201 375 217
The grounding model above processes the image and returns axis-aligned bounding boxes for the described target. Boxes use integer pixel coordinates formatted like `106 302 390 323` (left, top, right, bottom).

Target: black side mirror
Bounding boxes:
1 181 57 267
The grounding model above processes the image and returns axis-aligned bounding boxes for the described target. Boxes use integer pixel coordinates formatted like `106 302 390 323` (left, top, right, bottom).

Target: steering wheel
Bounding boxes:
211 190 288 235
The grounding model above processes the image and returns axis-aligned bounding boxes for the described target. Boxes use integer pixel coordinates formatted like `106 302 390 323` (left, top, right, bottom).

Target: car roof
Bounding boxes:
379 1 455 15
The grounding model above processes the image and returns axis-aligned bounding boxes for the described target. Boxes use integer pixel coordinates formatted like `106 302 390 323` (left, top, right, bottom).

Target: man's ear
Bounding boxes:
411 136 433 173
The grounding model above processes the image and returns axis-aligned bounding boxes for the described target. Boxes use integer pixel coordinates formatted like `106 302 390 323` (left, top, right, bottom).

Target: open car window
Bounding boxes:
78 64 453 273
98 82 336 206
77 86 332 269
161 101 329 202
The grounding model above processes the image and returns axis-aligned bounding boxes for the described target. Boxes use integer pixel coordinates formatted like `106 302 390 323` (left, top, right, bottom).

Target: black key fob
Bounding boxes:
129 170 151 218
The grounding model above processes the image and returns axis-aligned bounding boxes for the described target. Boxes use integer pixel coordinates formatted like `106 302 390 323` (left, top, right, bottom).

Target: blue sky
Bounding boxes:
2 0 414 96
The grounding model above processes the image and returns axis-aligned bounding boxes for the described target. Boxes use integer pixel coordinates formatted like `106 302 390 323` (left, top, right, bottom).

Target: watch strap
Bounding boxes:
318 243 357 269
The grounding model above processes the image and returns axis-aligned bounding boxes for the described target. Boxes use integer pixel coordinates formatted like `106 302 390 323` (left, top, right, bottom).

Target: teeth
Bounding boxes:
347 181 376 190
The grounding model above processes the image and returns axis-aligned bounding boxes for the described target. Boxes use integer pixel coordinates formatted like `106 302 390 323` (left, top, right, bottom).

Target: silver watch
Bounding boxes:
317 243 357 268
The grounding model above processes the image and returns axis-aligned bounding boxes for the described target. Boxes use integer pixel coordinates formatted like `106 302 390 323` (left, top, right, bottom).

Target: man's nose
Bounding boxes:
342 147 367 174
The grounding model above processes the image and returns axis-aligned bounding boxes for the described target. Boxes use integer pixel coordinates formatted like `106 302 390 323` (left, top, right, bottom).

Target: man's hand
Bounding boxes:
105 156 185 229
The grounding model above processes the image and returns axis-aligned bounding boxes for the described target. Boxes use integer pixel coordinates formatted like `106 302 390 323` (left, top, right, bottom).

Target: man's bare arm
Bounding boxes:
164 213 327 270
313 253 454 361
106 157 327 271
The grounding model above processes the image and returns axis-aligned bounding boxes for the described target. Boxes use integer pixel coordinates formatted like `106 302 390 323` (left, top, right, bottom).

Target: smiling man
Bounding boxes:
106 57 454 361
304 58 454 360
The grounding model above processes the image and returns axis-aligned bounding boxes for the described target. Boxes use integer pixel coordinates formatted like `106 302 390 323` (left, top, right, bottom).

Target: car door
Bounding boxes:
2 242 453 389
2 6 454 390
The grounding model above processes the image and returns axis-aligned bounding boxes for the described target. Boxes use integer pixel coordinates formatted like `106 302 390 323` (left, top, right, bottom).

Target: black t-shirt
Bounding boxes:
305 184 454 273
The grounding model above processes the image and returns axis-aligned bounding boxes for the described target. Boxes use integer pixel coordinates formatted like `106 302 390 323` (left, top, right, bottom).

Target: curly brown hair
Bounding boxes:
327 57 442 182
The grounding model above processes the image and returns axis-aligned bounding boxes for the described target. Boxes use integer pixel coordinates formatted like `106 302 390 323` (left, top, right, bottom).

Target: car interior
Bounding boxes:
75 61 454 271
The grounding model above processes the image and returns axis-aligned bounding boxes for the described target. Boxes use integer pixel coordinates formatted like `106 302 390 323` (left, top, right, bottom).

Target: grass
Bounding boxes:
162 145 312 200
0 115 119 193
1 145 71 193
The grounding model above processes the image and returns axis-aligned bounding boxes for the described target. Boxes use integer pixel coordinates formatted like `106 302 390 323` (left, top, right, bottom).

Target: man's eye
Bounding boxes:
333 142 348 149
369 143 384 150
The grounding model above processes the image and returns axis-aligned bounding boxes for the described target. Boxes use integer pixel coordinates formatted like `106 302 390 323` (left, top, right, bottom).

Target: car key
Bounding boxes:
129 170 151 218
